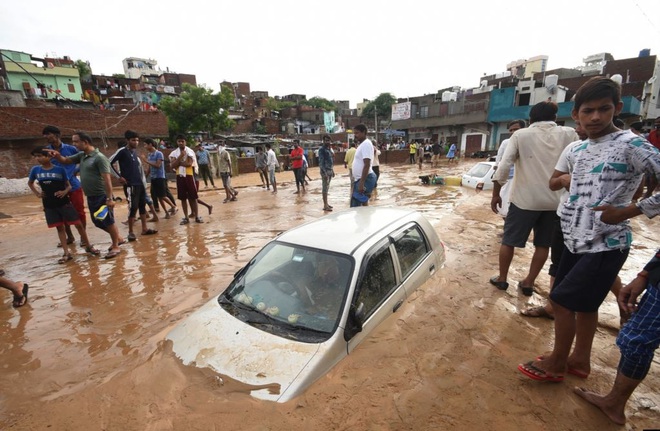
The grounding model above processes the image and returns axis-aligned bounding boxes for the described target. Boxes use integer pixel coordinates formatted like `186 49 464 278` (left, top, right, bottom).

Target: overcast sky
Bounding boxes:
2 0 659 107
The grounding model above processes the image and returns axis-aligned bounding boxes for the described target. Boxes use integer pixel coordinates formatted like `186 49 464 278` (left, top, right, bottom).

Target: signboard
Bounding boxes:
391 101 411 121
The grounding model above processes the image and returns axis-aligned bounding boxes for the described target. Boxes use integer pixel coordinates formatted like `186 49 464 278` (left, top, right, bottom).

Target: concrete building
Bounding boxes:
506 55 548 79
0 49 83 101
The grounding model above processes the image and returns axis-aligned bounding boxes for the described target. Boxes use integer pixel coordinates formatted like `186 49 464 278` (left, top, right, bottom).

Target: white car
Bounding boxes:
461 161 496 191
167 207 445 402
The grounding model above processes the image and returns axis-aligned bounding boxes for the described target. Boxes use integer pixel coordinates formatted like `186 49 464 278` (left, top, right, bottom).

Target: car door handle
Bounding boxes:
393 299 404 313
429 264 435 273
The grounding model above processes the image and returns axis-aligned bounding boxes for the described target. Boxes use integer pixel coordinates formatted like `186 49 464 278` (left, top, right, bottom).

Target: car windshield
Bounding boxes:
466 163 492 178
219 241 353 342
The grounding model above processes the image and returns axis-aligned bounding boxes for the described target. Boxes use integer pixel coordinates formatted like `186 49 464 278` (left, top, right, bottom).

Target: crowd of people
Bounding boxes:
489 77 660 425
3 77 660 426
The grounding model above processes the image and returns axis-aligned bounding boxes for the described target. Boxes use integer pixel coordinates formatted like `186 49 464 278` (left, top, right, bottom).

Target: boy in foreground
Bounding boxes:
518 77 660 389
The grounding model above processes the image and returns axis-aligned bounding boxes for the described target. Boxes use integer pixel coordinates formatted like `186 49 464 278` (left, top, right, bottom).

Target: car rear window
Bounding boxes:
466 163 491 178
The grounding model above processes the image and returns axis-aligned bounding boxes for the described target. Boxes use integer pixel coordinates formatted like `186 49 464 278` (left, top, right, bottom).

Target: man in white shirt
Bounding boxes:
350 124 377 207
494 119 526 218
489 102 579 296
169 134 201 224
265 143 278 194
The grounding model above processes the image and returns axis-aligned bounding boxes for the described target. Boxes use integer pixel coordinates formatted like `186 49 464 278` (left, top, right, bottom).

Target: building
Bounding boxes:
506 55 548 79
0 49 83 101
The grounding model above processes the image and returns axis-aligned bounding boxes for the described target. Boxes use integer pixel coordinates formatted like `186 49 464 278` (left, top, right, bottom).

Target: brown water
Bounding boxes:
1 162 658 430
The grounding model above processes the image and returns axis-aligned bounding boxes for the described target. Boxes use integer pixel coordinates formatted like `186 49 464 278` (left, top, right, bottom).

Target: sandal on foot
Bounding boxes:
521 306 554 320
519 281 534 296
104 249 121 259
58 254 73 264
141 229 158 235
180 218 190 225
195 217 204 224
85 245 101 256
127 233 137 242
12 283 29 308
518 361 564 382
489 276 509 291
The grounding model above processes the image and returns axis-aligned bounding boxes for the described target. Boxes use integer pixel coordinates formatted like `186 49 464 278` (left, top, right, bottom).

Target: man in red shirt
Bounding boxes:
648 117 660 150
290 140 305 194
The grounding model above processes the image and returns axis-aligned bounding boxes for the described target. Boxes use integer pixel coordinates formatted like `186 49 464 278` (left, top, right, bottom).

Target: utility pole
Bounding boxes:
374 108 378 145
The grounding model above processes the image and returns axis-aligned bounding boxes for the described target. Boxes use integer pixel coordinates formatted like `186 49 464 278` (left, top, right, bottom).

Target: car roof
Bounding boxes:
276 207 420 255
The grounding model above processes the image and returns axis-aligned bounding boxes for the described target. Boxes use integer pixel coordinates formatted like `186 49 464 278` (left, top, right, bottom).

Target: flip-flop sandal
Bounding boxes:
142 229 158 235
104 250 121 259
489 276 509 291
518 361 564 382
56 238 75 248
195 217 204 224
535 355 589 378
127 233 137 242
12 283 29 308
85 245 101 256
521 306 554 320
58 254 73 264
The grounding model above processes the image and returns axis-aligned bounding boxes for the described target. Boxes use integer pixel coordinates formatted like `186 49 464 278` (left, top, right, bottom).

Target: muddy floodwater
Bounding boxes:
1 162 659 430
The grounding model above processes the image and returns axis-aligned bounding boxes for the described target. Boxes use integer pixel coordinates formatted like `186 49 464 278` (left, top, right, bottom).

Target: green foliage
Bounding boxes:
361 93 397 119
112 73 125 78
159 83 234 137
301 96 336 112
255 124 267 134
75 59 91 80
264 97 295 112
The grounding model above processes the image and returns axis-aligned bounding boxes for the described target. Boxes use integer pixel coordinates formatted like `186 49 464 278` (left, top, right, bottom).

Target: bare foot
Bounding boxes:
208 205 213 215
573 387 626 425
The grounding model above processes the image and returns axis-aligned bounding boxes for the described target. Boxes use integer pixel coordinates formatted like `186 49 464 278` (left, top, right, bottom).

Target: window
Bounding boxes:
355 242 396 318
392 225 429 280
67 83 75 93
420 106 429 118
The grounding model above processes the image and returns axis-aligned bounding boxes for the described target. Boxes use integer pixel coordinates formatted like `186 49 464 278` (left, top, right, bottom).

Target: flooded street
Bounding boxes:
1 162 659 430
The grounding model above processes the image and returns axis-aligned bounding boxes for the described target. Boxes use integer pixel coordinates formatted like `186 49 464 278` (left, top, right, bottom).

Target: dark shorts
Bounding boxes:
321 173 332 194
87 194 116 230
44 203 81 228
549 217 564 277
69 188 86 224
550 247 629 312
126 184 148 218
151 177 168 199
220 172 231 187
502 204 557 248
176 176 198 200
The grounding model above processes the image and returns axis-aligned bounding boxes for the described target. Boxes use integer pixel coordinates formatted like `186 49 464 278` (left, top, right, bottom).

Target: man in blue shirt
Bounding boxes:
195 144 215 188
318 135 335 211
43 125 88 247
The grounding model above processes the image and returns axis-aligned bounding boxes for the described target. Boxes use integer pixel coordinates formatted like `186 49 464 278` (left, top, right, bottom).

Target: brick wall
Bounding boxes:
0 107 168 178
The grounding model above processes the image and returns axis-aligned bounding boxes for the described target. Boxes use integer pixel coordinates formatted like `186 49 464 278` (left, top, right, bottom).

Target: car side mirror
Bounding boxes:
344 302 365 341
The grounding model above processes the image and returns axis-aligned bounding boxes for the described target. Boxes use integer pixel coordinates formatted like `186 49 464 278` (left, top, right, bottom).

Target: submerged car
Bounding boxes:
166 207 445 402
461 161 496 191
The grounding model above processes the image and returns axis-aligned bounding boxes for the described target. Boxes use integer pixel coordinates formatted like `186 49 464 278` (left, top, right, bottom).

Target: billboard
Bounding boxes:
391 101 411 121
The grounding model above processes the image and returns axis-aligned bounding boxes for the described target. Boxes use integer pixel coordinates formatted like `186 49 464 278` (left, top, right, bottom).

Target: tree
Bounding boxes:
361 93 397 121
75 59 92 81
301 96 336 112
264 97 295 112
159 83 234 138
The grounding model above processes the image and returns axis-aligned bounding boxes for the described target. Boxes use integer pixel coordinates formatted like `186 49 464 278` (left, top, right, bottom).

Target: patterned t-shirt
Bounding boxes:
28 165 70 208
558 130 660 254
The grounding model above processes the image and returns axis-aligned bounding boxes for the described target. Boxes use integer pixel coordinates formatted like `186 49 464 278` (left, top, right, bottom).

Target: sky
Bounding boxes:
2 0 660 108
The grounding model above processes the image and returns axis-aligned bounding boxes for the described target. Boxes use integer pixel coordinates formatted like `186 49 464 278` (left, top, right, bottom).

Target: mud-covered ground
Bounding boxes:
1 161 658 430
